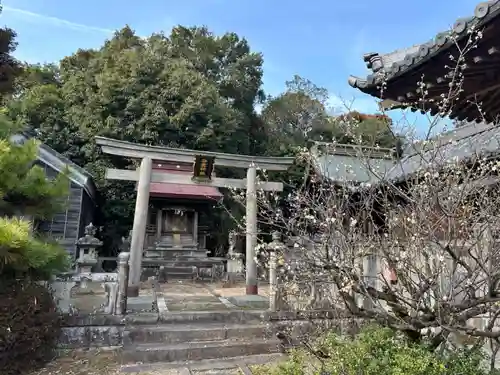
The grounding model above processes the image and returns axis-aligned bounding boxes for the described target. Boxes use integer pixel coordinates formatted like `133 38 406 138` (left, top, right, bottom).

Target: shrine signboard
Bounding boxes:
193 155 215 180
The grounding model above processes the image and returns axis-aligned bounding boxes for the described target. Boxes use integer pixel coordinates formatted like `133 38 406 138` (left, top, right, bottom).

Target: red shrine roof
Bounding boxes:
148 164 223 200
149 182 223 199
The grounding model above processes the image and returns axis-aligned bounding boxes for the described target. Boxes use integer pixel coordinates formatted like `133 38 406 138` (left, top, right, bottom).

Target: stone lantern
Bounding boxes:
76 223 102 274
267 231 287 311
268 232 286 260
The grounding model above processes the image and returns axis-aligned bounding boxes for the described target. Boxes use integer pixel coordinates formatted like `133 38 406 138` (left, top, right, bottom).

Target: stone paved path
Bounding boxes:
158 281 270 311
208 283 269 299
159 282 228 311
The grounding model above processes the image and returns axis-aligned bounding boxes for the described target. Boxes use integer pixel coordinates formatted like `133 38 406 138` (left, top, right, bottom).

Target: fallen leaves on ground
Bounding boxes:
27 349 121 375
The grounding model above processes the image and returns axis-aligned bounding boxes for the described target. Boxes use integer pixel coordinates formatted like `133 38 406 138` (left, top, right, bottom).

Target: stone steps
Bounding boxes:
160 266 194 273
145 250 209 259
120 353 286 373
142 264 211 276
143 258 219 266
143 261 222 279
158 310 266 324
146 241 197 248
125 322 270 345
122 313 281 364
122 337 281 363
153 245 199 250
163 270 195 279
142 248 225 280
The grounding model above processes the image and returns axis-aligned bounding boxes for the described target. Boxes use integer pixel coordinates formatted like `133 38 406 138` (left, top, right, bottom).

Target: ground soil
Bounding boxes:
26 349 272 375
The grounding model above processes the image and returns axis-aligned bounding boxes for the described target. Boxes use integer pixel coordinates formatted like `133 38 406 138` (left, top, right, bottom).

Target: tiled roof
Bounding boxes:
312 143 395 185
313 122 500 184
387 122 500 181
348 1 500 91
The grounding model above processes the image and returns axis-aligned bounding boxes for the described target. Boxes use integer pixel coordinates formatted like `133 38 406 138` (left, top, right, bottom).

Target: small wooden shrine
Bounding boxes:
143 160 222 257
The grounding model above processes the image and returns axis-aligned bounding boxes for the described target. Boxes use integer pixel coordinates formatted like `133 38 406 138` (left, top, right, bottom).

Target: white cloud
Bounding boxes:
3 6 115 34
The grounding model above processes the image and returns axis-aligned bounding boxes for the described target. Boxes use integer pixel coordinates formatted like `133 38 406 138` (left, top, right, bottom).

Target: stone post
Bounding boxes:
156 208 162 239
246 163 258 295
268 231 283 312
50 281 77 314
116 252 130 315
193 211 199 245
226 231 244 284
269 246 278 312
129 157 152 297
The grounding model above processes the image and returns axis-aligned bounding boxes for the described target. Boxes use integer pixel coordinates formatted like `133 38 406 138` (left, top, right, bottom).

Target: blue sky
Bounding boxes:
1 0 479 136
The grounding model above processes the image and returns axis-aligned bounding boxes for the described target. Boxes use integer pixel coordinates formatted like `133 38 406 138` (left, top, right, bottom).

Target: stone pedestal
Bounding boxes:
227 254 244 273
227 253 245 283
224 231 244 285
77 260 97 275
50 281 77 313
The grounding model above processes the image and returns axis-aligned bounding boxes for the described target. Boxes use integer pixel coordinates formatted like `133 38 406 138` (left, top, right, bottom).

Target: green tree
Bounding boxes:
261 76 331 154
328 111 403 149
0 26 22 101
0 13 69 278
0 14 69 375
9 25 267 253
0 116 70 279
261 76 402 155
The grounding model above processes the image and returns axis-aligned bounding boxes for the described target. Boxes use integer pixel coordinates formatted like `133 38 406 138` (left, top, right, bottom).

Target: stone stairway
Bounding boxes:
143 235 213 280
146 235 209 259
122 311 282 363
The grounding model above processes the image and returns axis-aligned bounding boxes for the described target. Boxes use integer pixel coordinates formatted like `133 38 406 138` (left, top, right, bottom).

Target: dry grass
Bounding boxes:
248 352 322 375
248 364 274 375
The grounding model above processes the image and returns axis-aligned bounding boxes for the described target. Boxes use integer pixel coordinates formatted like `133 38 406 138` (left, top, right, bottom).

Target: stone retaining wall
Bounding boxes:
57 309 360 349
58 312 158 349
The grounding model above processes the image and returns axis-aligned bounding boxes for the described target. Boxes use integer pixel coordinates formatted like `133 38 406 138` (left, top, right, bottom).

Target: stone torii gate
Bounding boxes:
95 137 294 297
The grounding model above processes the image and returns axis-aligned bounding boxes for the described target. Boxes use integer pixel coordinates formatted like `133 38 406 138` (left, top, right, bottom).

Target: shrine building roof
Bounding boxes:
312 143 395 185
11 133 97 200
348 1 500 123
149 182 223 200
144 162 223 200
313 121 500 185
385 121 500 182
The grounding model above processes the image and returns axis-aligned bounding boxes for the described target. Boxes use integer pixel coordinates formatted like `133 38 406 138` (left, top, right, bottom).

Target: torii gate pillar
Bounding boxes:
128 157 152 297
245 164 258 295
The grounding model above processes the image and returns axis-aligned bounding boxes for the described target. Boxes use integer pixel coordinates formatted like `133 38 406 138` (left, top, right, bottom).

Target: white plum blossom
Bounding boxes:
223 29 500 363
